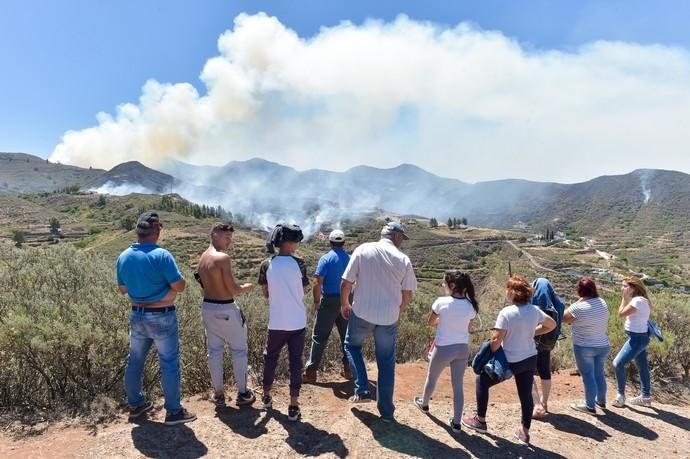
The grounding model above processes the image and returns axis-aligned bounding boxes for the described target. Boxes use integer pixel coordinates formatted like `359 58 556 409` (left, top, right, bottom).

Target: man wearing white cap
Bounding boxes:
304 229 351 383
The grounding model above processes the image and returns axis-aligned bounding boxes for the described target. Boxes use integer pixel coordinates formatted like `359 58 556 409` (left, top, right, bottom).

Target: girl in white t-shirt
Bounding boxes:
413 270 478 433
612 276 653 407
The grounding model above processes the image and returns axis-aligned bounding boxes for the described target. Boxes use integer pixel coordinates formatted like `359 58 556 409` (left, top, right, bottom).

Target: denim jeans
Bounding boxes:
573 344 610 409
125 310 181 414
613 331 651 397
344 312 398 419
306 295 349 371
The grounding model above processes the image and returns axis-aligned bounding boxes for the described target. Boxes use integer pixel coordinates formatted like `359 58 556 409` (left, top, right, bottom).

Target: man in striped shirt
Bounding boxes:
340 222 417 422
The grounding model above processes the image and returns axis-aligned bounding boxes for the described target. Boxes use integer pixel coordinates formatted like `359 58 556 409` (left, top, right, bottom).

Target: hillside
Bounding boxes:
0 152 104 193
5 153 690 244
84 161 176 194
1 364 688 458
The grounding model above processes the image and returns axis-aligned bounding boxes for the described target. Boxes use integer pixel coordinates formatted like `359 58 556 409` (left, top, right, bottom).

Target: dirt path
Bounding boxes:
1 363 688 458
506 240 566 276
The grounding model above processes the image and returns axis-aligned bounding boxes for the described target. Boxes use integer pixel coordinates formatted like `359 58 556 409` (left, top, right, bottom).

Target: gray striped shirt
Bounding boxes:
569 297 610 347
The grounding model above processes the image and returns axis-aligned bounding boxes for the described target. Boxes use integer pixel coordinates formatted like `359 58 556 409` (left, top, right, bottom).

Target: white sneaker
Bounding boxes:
612 394 625 408
629 395 652 407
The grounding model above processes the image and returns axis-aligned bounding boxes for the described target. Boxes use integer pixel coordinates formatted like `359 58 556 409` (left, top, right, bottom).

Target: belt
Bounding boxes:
322 293 340 298
131 305 176 313
203 298 235 304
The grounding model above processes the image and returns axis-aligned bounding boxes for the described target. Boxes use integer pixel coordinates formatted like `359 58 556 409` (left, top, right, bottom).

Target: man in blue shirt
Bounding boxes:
116 211 196 426
304 230 351 383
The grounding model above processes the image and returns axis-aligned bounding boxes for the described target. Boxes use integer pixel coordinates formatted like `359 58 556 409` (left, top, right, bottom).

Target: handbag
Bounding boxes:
647 320 664 342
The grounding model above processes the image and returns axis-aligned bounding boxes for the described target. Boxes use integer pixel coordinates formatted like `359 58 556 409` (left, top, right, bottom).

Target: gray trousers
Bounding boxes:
201 302 248 394
422 342 469 424
305 295 349 371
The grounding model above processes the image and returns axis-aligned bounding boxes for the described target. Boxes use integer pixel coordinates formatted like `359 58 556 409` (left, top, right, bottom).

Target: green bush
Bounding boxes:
0 245 129 412
1 243 687 418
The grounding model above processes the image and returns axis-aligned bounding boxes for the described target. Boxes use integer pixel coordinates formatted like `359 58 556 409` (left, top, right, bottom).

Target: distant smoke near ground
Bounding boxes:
637 169 655 204
49 13 690 184
90 181 155 196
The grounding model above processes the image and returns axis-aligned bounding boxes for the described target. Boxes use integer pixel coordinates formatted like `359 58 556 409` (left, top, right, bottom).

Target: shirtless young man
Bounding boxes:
196 222 255 406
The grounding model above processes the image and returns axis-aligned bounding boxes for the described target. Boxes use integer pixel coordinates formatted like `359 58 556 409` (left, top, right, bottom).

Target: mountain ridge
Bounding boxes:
3 152 690 238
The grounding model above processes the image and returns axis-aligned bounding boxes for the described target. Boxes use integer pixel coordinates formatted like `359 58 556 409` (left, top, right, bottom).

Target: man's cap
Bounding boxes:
136 212 161 235
328 229 346 242
381 222 409 240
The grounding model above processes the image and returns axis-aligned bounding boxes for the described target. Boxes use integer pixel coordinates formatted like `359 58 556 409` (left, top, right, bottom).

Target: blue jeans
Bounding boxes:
573 344 610 409
124 310 182 414
344 312 398 419
613 331 651 397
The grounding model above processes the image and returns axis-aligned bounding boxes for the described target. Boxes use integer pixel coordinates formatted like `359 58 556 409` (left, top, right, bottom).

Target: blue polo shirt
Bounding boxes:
314 247 350 296
116 242 183 303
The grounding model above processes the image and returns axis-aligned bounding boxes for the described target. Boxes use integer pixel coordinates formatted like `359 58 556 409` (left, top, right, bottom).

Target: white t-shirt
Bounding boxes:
432 296 476 346
495 304 548 363
342 238 417 326
258 255 309 331
625 296 650 333
568 298 610 347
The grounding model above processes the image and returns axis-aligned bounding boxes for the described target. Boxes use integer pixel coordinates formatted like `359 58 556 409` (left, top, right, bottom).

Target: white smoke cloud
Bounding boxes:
50 13 690 183
89 181 155 196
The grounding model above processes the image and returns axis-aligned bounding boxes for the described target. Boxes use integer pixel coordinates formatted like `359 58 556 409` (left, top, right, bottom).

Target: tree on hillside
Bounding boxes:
49 217 61 234
96 195 107 207
12 229 25 247
447 217 453 228
461 217 467 225
120 216 135 231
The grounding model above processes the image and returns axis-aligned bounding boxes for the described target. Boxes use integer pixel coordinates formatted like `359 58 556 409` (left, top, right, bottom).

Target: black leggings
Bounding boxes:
476 355 537 429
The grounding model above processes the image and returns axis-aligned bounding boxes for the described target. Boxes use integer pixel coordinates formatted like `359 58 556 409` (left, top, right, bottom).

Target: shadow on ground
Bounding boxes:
131 419 207 459
312 380 354 400
627 405 690 431
351 407 470 458
215 404 270 439
595 408 659 440
426 413 568 459
548 413 611 442
270 409 348 458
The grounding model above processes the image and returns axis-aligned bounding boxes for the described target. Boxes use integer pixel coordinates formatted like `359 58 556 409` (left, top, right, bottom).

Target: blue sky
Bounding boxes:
3 1 690 182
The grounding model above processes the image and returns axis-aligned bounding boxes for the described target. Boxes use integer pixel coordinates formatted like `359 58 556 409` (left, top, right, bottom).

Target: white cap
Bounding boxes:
328 229 346 242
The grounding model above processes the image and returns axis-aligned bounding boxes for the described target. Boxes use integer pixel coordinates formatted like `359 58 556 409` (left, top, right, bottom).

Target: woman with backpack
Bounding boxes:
562 278 610 414
611 276 653 407
412 270 478 433
530 278 564 419
463 275 556 445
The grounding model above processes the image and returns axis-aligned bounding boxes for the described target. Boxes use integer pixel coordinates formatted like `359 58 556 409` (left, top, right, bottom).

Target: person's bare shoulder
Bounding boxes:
213 251 232 267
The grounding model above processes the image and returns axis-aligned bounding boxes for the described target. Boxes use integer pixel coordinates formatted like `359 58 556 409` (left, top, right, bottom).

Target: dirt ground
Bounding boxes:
1 362 689 458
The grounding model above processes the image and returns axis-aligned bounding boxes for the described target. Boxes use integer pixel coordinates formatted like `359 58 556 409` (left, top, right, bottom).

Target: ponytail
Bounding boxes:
463 273 479 313
444 270 479 313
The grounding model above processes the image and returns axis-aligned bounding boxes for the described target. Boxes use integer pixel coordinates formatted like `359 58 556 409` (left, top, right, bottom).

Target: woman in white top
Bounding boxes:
562 277 610 414
413 270 477 433
612 276 652 407
462 276 556 446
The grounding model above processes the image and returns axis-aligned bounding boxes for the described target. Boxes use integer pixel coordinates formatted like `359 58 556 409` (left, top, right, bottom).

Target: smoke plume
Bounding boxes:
49 13 690 184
